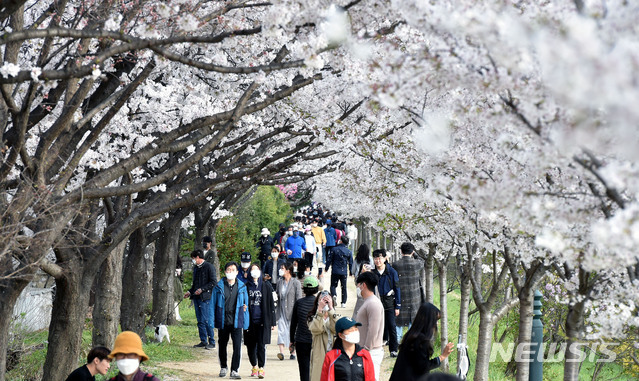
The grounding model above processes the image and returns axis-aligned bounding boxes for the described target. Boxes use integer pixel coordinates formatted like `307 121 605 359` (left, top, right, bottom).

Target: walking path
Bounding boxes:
157 269 395 380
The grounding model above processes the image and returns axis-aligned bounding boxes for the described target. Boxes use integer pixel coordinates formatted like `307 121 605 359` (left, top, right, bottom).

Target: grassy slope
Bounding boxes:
388 283 633 381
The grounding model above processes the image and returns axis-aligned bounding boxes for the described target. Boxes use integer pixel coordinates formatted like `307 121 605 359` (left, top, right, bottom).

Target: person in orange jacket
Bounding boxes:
320 317 376 381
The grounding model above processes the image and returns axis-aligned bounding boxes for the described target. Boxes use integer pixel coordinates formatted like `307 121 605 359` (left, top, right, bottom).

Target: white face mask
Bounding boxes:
343 331 360 344
116 358 140 375
356 287 362 298
312 223 317 227
278 269 285 277
192 259 196 265
293 266 298 273
241 262 250 269
287 231 293 236
226 271 237 280
304 271 312 276
251 269 261 279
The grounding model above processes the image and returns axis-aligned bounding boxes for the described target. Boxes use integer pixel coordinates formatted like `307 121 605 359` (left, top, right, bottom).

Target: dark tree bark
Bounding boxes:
120 228 153 338
0 276 31 381
150 217 181 325
42 249 96 381
92 239 126 347
563 267 591 381
437 257 449 372
425 243 436 303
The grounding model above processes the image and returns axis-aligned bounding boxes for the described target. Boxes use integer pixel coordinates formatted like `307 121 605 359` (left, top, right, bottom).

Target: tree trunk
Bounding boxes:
0 277 31 381
42 257 95 381
473 310 494 381
438 259 449 372
150 218 181 325
194 208 210 251
515 285 535 381
120 228 153 338
564 299 586 381
92 239 126 347
207 219 221 280
425 244 436 303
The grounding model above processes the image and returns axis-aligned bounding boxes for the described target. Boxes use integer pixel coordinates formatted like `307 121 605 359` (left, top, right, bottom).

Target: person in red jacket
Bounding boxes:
320 317 376 381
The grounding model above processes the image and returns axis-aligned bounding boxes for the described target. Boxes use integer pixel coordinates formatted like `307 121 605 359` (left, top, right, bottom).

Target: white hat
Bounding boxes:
261 228 270 235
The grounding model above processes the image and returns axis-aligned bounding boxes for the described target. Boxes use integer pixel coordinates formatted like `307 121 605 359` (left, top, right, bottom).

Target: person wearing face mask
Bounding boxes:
211 262 250 379
65 346 111 381
256 228 274 268
244 263 276 379
273 223 287 248
285 226 307 259
290 276 320 381
372 249 401 358
308 290 340 381
281 225 294 250
262 248 285 288
107 331 159 381
355 271 385 381
320 317 375 381
303 228 317 270
310 221 326 271
184 249 217 350
276 262 303 361
238 252 253 284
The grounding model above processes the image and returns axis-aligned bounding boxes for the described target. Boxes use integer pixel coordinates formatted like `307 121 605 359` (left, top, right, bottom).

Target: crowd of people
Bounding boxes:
65 203 460 381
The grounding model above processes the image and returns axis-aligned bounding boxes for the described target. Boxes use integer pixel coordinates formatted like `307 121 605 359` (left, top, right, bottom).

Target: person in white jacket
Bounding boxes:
304 228 318 273
347 221 358 253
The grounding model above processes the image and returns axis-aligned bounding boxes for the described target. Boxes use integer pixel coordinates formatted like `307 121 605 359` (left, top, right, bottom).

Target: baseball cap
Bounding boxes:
335 317 362 333
241 252 251 262
302 276 319 288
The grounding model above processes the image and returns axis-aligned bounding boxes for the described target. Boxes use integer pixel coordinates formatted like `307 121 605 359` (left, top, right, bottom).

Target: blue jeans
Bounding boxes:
193 298 215 345
396 324 411 345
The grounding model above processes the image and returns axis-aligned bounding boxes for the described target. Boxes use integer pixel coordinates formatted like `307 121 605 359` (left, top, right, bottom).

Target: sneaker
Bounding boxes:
290 354 296 360
205 343 215 350
390 351 398 358
219 368 228 377
230 370 242 379
251 366 258 377
340 303 346 308
258 368 265 379
277 353 284 360
193 342 207 348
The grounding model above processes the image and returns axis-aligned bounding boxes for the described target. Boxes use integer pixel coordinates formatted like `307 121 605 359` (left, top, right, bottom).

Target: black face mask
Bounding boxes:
279 228 285 233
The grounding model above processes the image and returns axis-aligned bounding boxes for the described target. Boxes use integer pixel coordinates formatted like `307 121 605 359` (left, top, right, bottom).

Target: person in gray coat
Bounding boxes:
276 262 303 360
392 242 425 343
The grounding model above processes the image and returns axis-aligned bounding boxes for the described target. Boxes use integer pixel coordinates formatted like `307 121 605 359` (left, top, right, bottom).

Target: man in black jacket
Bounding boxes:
256 228 273 268
184 249 217 349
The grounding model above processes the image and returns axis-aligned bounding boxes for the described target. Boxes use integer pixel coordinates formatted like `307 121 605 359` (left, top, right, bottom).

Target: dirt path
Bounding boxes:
156 269 394 380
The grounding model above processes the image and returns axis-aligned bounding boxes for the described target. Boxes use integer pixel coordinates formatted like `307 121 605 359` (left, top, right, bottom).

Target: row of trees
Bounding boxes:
1 1 638 380
310 2 639 381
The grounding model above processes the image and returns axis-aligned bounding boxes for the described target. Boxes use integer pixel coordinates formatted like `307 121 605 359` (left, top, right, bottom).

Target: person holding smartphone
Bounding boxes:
308 289 341 381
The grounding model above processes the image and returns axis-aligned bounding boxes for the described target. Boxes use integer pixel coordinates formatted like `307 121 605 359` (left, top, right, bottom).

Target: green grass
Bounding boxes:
6 302 201 381
385 283 634 381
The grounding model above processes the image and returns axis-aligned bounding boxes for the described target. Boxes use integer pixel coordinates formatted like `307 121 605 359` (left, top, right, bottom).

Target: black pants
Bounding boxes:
244 322 267 368
330 274 347 304
382 308 399 352
219 325 243 371
304 252 315 270
296 342 312 381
